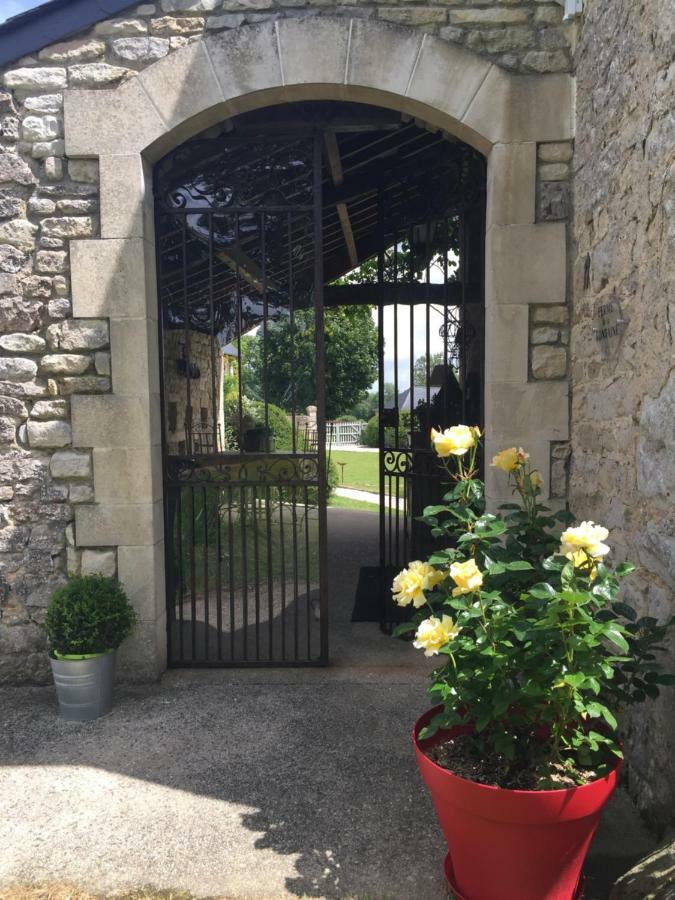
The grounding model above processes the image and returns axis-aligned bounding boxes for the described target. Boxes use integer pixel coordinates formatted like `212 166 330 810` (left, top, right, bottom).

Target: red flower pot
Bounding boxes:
413 707 621 900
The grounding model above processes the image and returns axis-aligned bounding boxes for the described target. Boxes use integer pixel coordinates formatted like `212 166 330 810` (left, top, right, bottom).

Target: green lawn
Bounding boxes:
330 449 380 492
328 494 379 512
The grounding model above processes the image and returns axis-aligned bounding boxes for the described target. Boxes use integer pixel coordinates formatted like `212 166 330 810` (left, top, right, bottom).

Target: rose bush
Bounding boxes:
394 426 674 785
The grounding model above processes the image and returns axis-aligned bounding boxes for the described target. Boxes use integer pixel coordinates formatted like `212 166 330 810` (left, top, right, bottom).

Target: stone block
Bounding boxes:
463 68 573 145
278 18 350 87
162 0 219 9
0 396 28 416
59 376 110 395
0 333 46 353
538 141 573 163
27 419 71 448
407 35 493 129
47 298 71 319
71 394 161 449
485 381 568 439
0 151 36 186
205 22 282 104
531 326 560 344
41 217 95 239
95 18 148 36
3 68 67 91
485 304 528 384
69 64 131 88
486 222 566 304
22 115 60 142
68 159 99 183
531 344 567 378
0 194 25 220
522 50 569 73
638 370 675 498
539 162 569 181
94 352 111 376
116 615 166 681
92 446 162 504
48 319 109 351
0 245 28 274
378 8 447 26
71 480 94 500
64 79 166 157
0 220 38 252
109 318 160 397
450 8 529 24
24 94 62 113
44 157 64 180
533 304 568 324
49 449 91 479
27 198 56 216
74 500 163 547
111 37 170 63
151 16 205 35
0 416 17 443
118 542 166 622
40 354 91 375
538 181 569 221
80 549 117 577
487 142 536 226
39 38 106 62
30 399 68 419
347 20 423 98
0 273 18 294
71 238 154 318
31 140 65 160
99 156 152 239
0 358 38 382
35 250 67 273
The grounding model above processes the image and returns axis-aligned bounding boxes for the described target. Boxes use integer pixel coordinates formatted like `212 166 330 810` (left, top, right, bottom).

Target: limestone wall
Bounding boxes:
572 0 675 827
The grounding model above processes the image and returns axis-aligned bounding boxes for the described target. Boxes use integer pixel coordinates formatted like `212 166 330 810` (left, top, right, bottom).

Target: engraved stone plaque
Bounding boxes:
592 296 627 359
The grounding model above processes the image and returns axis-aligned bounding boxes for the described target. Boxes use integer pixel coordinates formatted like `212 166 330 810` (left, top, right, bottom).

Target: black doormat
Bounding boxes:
351 565 403 623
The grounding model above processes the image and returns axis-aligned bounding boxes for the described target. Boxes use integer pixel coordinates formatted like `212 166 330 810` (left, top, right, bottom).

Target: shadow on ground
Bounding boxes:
0 510 657 899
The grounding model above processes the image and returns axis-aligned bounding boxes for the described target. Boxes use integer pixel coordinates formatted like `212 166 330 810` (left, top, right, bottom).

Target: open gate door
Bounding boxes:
156 131 329 665
377 206 485 628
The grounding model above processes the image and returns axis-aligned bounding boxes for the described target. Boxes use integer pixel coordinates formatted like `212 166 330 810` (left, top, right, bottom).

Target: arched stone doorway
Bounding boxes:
153 100 486 665
63 19 571 675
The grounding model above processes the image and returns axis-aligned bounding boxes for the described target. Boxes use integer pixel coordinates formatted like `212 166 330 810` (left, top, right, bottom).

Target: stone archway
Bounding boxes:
63 19 571 675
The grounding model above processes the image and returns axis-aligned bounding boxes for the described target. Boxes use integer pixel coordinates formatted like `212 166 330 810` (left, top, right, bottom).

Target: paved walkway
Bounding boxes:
334 486 404 509
0 510 656 899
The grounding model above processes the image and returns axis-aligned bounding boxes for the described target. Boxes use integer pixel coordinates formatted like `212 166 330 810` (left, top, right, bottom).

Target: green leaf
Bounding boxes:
612 601 637 622
423 504 450 516
505 560 535 571
528 582 557 600
615 562 637 577
605 626 630 653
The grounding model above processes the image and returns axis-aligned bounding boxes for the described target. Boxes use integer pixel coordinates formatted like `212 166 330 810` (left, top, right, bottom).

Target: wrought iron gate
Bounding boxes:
155 131 328 666
376 206 485 626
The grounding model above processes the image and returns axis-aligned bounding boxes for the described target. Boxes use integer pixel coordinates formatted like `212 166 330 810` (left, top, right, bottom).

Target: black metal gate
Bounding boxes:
155 130 328 666
376 207 485 626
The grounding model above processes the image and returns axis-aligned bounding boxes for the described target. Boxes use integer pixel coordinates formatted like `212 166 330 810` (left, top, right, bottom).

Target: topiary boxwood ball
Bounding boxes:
45 575 136 657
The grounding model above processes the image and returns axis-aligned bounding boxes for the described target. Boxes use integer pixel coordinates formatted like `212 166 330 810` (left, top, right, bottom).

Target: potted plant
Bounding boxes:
393 426 673 900
45 574 136 722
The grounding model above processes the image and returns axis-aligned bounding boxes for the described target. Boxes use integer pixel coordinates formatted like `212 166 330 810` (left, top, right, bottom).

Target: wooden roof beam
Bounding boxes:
324 131 359 269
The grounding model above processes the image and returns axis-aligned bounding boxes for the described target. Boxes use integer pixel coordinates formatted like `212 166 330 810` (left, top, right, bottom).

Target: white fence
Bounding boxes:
326 420 365 446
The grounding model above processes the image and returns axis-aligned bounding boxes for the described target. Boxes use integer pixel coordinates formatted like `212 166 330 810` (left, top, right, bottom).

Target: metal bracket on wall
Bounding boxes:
563 0 583 21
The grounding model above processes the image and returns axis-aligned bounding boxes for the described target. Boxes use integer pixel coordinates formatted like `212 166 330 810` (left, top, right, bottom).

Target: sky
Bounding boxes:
0 0 44 25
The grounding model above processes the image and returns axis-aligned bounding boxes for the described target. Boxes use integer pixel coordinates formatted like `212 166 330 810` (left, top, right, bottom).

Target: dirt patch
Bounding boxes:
426 732 599 790
0 887 194 900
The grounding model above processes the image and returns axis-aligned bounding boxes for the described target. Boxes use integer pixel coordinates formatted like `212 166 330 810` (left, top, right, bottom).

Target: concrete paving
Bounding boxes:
0 509 657 899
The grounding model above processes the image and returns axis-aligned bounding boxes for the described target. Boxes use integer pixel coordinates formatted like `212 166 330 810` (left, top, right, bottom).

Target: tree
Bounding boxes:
413 352 444 386
241 305 378 420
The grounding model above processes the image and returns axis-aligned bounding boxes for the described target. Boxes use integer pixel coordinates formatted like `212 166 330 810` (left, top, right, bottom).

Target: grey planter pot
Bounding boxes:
50 649 117 721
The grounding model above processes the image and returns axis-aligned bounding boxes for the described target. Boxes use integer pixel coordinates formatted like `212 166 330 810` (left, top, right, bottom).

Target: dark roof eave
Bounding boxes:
0 0 137 69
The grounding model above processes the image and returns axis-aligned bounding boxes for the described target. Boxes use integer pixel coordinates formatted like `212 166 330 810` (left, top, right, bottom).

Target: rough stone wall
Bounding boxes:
0 0 571 682
572 0 675 827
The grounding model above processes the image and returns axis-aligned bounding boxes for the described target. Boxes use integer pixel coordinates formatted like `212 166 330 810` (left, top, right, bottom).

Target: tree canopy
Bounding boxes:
239 305 378 420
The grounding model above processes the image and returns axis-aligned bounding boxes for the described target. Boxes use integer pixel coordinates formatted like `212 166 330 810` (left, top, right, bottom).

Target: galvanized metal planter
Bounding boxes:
50 649 117 721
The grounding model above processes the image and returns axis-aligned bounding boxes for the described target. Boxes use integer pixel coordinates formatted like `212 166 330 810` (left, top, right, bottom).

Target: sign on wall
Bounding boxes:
592 296 627 359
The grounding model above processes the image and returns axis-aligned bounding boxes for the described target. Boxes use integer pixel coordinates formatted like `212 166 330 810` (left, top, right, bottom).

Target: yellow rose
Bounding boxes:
530 470 544 490
392 560 445 608
568 549 598 581
431 425 476 458
413 614 460 657
491 446 530 472
449 558 483 597
560 521 610 560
